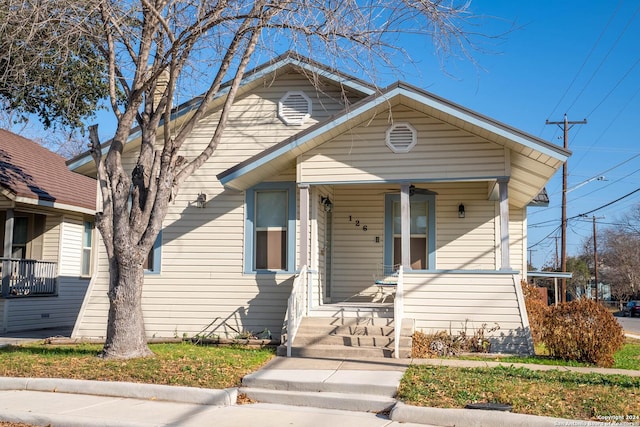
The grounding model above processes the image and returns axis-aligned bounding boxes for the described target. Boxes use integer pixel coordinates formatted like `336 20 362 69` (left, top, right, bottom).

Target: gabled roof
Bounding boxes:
217 82 570 207
0 129 96 213
67 52 376 174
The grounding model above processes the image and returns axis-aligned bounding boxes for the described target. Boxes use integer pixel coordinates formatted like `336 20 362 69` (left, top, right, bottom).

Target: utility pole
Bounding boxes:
592 215 604 303
546 114 587 303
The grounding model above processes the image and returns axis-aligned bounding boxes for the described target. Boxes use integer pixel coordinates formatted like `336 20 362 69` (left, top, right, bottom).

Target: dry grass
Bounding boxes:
0 342 275 389
398 364 640 421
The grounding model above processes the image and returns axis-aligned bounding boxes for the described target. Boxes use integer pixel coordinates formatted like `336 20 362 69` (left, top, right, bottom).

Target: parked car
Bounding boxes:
623 300 640 317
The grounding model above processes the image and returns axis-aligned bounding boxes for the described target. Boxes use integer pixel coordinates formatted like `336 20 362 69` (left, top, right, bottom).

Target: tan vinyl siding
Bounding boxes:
404 272 531 353
510 207 526 273
58 215 84 277
299 106 507 184
434 182 500 271
42 214 61 262
73 70 361 340
0 196 13 209
328 183 506 301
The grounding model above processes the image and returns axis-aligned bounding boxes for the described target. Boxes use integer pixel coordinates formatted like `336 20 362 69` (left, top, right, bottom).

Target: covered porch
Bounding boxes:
298 179 514 309
1 208 58 297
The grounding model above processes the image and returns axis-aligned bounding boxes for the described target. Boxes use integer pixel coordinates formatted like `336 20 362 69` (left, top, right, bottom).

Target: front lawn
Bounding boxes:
0 342 275 389
398 364 640 421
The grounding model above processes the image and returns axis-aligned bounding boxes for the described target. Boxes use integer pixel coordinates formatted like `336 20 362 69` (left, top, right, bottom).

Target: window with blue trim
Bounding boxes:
245 182 296 273
384 193 436 270
144 231 162 274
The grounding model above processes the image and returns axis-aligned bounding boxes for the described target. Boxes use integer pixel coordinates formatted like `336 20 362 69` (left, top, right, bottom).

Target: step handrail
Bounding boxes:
393 265 404 358
285 265 308 357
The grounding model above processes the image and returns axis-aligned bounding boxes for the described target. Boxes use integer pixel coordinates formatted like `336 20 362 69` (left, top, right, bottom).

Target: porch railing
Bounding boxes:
394 265 404 359
285 265 308 357
1 258 58 297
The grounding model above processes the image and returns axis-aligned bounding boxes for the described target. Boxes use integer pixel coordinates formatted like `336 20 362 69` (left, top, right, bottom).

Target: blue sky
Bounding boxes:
386 1 640 269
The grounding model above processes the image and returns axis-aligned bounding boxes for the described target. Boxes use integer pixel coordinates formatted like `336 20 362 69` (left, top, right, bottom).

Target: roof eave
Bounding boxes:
68 53 376 172
219 84 570 191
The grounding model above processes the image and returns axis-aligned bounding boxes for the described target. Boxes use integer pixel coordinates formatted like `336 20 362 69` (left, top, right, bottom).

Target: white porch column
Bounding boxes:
3 208 13 258
299 184 309 269
400 183 411 270
499 178 511 270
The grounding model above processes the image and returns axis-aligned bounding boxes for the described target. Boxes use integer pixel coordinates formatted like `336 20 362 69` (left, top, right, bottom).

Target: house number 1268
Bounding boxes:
349 216 367 231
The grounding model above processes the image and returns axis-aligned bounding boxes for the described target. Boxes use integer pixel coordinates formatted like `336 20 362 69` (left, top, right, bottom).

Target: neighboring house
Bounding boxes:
0 129 96 334
68 53 569 354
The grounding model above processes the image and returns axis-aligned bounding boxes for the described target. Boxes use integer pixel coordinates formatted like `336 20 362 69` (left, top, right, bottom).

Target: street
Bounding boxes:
617 314 640 336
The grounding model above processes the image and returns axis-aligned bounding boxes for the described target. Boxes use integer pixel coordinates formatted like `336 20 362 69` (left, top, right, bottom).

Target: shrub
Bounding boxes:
521 280 550 345
412 322 500 358
541 298 624 367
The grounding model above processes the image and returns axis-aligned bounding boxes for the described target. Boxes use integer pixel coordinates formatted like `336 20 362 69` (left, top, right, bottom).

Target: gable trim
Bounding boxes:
219 84 570 189
67 53 376 172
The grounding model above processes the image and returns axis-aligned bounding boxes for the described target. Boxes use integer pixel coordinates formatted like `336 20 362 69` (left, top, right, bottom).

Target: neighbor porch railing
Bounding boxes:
393 265 404 359
1 258 58 297
285 265 308 357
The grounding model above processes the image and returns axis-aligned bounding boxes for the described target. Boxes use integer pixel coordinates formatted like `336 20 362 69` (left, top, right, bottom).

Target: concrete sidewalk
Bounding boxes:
1 354 630 427
1 328 638 427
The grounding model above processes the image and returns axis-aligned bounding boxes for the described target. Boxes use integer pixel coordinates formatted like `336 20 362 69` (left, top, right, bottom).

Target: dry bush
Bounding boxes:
521 280 550 345
412 322 500 358
541 298 625 367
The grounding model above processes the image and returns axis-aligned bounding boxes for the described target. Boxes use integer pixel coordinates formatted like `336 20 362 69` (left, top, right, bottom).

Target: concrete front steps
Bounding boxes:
240 367 404 413
277 310 414 359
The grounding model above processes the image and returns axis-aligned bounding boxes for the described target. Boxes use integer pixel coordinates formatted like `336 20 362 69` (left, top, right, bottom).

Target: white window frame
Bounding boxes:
81 220 94 276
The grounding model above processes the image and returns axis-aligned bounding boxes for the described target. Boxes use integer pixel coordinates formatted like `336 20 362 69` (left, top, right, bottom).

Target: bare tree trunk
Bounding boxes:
101 256 153 359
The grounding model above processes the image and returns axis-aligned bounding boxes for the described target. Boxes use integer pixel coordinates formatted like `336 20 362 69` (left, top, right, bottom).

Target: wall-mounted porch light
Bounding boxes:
458 203 465 218
320 196 333 212
196 192 207 208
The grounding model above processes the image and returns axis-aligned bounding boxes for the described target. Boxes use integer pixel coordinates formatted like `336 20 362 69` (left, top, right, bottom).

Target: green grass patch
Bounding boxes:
0 342 275 389
452 340 640 370
398 364 640 421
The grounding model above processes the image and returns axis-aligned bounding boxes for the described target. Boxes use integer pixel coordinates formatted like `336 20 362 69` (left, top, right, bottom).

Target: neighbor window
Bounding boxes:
82 221 93 276
144 231 162 274
245 182 296 273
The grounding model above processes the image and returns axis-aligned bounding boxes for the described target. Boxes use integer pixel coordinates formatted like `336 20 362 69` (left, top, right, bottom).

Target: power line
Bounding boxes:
565 3 640 112
546 0 624 120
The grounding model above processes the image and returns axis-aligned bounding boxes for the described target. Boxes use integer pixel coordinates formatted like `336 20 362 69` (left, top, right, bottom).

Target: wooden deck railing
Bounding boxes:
1 258 58 297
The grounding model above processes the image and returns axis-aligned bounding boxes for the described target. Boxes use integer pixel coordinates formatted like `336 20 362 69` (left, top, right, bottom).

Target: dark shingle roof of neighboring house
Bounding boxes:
0 129 96 212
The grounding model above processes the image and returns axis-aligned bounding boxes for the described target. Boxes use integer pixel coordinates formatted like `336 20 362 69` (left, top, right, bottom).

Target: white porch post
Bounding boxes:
3 208 13 258
299 184 309 269
499 178 511 270
400 183 411 270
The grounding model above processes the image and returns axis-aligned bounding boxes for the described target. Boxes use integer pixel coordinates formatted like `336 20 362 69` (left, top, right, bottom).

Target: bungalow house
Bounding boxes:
0 129 96 334
68 54 569 356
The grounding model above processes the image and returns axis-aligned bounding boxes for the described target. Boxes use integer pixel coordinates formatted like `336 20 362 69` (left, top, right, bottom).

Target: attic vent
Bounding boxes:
278 91 312 125
386 123 417 153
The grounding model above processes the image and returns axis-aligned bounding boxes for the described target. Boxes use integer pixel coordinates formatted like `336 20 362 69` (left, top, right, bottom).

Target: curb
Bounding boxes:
390 402 587 427
0 377 237 406
0 411 154 427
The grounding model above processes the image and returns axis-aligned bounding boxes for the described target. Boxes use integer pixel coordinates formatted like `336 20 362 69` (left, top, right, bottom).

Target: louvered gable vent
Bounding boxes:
278 91 312 125
386 123 417 153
